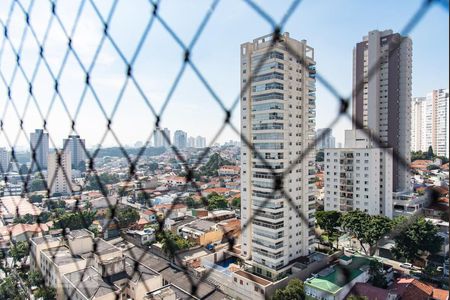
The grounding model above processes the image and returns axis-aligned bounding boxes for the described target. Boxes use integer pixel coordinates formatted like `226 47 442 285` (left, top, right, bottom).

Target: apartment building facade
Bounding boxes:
240 32 316 280
353 30 412 192
30 129 49 169
47 149 72 195
324 130 393 218
63 135 86 169
411 89 449 158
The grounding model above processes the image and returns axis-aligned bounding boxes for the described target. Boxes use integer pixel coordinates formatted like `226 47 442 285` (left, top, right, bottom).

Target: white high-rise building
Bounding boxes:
153 128 171 148
411 89 449 158
30 129 49 169
187 136 196 148
324 129 393 218
316 128 336 150
353 30 412 192
173 130 187 149
240 33 316 279
195 136 207 148
47 149 72 195
0 147 9 173
63 135 86 169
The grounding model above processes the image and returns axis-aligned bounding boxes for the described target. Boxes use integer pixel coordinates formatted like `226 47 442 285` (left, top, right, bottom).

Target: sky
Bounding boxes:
0 0 448 150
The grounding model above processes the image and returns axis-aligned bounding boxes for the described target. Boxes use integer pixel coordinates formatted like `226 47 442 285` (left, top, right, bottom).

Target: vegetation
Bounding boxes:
116 206 140 228
411 150 448 164
57 211 96 230
347 295 368 300
392 217 443 263
0 277 23 300
315 210 342 248
9 241 30 265
18 164 28 175
85 173 120 190
27 270 44 287
315 151 324 162
341 210 392 256
30 194 44 203
200 153 232 176
272 278 304 300
368 259 387 288
156 231 193 258
185 197 202 209
35 287 56 300
231 197 240 209
29 177 46 192
206 192 228 211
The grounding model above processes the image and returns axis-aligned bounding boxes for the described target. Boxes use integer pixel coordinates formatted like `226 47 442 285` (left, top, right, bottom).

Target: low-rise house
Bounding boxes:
304 255 372 300
0 195 42 224
218 165 240 176
127 227 156 247
178 219 223 246
142 209 158 223
0 223 49 244
202 187 231 198
90 196 120 217
153 203 187 219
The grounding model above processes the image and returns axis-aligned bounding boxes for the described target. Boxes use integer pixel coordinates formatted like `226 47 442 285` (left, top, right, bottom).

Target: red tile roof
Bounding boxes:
347 283 389 300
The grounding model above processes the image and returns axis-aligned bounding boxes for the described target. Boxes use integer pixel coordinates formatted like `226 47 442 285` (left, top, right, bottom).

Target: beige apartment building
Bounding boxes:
240 32 317 280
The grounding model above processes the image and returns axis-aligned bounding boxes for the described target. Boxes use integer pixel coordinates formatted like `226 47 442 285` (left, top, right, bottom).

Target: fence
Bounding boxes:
0 0 448 299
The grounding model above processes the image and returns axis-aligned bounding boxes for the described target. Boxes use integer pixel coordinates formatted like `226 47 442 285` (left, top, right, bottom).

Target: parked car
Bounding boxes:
400 263 413 269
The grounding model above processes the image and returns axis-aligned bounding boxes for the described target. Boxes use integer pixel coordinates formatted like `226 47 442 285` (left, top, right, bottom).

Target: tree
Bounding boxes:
9 241 30 265
206 193 228 211
35 287 56 300
200 153 232 176
368 260 387 288
316 151 324 162
116 207 140 228
427 146 434 160
57 211 96 230
231 197 241 209
272 278 304 300
157 231 193 259
341 211 392 255
185 197 200 209
30 178 46 192
392 217 443 262
28 270 43 287
315 210 342 248
30 194 44 203
0 277 22 300
19 164 28 175
38 211 52 223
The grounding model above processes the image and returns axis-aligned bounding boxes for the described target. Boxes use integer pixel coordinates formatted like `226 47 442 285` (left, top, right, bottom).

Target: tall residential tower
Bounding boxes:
63 135 86 169
240 33 316 279
352 30 412 192
30 129 49 169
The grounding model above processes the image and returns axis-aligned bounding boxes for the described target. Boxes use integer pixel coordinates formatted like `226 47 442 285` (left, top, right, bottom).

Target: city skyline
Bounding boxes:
0 1 448 149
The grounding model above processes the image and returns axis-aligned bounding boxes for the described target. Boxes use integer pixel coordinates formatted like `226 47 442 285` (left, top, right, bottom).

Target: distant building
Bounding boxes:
195 136 207 148
316 128 336 150
62 135 86 169
173 130 187 149
188 136 196 148
324 129 393 218
0 147 10 173
47 149 72 195
411 89 449 158
353 30 412 192
154 128 171 148
30 129 49 169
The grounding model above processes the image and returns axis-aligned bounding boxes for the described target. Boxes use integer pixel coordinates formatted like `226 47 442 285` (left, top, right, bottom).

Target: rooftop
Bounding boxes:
63 267 117 299
305 255 372 294
42 246 85 266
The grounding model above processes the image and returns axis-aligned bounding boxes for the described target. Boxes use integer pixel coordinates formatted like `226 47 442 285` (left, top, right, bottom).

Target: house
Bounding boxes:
0 196 42 224
202 187 231 197
89 196 120 217
127 227 156 247
346 283 392 300
162 176 187 186
218 165 240 176
142 209 158 223
391 278 448 300
0 223 49 244
178 219 223 246
153 203 188 219
304 255 372 300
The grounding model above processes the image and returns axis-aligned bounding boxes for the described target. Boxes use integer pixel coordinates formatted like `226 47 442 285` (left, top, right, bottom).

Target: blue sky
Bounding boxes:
0 0 448 149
